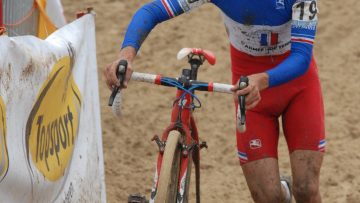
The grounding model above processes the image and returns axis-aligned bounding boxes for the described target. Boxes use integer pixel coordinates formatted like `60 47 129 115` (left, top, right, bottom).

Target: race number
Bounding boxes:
293 0 318 21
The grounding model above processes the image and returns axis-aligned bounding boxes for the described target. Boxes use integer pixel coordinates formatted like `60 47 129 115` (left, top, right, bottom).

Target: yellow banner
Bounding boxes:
26 56 82 181
0 97 8 183
35 0 57 39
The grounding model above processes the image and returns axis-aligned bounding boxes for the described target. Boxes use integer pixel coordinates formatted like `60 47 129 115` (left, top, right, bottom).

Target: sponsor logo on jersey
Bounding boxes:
276 0 285 9
0 97 8 182
25 56 82 181
249 139 262 149
222 14 292 56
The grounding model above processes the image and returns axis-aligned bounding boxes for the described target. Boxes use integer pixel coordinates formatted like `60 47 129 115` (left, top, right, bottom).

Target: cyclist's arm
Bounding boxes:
104 0 211 89
265 0 319 87
122 0 211 52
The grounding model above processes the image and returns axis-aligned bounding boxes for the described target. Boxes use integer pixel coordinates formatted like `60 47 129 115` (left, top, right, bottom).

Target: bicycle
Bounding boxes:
108 48 248 203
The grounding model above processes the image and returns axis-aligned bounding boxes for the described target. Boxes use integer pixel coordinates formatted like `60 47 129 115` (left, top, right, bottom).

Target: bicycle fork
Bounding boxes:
152 134 207 203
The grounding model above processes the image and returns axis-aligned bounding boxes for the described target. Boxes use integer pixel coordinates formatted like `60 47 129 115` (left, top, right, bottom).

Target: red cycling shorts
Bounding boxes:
231 46 326 165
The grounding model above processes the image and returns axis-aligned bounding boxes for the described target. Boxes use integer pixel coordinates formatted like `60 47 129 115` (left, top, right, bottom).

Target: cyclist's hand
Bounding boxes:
231 73 269 110
103 47 136 90
104 59 133 90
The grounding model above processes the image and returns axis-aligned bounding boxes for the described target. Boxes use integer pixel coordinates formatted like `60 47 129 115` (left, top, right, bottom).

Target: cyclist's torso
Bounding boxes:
214 0 292 57
123 0 318 86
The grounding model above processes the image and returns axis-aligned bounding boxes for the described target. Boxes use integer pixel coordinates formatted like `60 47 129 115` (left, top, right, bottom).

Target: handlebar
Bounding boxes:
109 70 234 117
129 72 233 94
109 55 248 132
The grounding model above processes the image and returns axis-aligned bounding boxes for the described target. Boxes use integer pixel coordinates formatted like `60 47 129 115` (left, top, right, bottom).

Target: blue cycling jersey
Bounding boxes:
122 0 318 87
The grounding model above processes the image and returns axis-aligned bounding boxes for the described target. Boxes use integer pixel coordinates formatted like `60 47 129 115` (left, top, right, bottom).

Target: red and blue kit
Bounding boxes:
122 0 326 164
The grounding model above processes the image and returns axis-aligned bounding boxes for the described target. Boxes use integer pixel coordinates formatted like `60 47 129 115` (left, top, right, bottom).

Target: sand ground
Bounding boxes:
62 0 360 202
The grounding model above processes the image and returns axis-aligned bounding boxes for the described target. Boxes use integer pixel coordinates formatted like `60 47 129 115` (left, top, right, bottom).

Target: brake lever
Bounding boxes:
108 60 128 106
238 76 249 125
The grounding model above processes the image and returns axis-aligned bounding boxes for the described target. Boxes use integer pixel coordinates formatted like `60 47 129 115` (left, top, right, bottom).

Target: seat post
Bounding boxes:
189 58 202 81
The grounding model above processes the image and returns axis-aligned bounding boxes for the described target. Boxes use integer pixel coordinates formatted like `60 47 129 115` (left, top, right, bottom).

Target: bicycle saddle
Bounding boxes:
177 48 216 65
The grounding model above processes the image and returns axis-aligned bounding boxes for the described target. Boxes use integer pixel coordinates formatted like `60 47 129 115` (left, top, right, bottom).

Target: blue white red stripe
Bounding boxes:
292 33 315 39
318 139 326 151
238 151 248 163
161 0 175 18
291 36 314 45
260 33 279 46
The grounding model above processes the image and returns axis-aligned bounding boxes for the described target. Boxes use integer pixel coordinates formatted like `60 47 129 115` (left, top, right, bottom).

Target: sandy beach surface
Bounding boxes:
62 0 360 202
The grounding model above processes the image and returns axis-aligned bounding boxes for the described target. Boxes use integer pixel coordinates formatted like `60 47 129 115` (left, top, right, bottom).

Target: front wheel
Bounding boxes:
155 131 182 203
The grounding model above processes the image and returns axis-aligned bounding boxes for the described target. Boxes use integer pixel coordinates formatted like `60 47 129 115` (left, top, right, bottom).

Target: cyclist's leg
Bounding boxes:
241 158 288 203
282 66 325 203
289 151 323 203
237 111 289 203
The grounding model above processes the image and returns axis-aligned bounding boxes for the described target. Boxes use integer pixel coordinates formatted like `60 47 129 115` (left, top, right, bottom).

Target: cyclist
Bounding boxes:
104 0 325 202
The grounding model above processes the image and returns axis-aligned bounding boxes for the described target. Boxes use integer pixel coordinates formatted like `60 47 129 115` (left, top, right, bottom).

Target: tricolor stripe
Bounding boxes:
161 0 175 18
318 139 326 152
238 151 248 163
318 140 326 148
260 33 279 46
292 33 315 39
291 36 314 45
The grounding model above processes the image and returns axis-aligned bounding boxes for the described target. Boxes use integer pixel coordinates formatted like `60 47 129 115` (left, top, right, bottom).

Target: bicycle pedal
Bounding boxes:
128 194 148 203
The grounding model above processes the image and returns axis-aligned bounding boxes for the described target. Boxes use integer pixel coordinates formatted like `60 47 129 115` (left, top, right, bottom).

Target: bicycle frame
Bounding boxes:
150 86 200 203
149 55 206 203
108 48 242 203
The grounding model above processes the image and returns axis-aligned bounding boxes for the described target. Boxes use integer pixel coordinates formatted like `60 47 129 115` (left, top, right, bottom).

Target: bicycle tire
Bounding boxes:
155 130 182 203
182 153 192 203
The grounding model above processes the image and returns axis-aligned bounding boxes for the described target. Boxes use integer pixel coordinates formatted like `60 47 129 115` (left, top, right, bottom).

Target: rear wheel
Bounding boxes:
155 131 182 203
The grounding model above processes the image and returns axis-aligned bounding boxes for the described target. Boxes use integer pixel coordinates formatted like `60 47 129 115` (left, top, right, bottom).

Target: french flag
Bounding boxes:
260 33 279 46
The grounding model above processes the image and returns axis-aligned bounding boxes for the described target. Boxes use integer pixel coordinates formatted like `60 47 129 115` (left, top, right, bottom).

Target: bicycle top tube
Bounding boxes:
131 72 234 94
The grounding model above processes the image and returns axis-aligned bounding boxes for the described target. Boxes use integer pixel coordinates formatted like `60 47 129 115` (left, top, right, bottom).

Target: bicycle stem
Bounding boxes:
189 58 202 81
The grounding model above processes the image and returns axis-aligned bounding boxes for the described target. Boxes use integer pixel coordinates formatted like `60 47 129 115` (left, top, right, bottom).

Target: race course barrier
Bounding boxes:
0 13 106 202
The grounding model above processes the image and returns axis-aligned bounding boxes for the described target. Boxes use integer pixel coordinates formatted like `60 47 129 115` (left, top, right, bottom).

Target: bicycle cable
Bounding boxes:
160 77 205 109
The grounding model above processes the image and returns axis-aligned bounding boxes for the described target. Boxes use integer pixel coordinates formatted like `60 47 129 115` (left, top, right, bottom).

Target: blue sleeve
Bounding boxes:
121 0 210 51
266 0 318 87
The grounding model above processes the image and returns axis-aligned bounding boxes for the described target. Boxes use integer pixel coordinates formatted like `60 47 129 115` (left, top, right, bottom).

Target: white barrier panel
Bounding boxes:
0 14 106 202
46 0 67 28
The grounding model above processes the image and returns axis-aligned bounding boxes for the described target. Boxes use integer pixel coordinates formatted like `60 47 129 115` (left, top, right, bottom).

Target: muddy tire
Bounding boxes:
155 131 181 203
